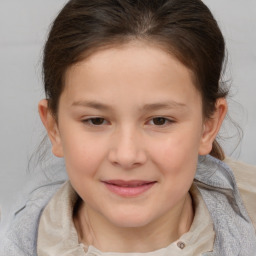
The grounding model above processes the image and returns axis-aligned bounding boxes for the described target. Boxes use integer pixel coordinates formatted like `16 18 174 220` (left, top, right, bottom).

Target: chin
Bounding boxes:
107 210 155 229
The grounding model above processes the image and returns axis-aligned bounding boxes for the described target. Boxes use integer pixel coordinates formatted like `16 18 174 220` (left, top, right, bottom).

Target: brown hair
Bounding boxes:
43 0 228 160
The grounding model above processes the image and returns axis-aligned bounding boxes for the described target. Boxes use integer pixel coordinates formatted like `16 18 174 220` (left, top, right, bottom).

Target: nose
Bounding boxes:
108 127 147 170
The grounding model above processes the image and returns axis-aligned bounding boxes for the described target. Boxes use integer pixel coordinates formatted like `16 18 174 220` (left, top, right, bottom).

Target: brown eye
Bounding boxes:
152 117 167 125
90 118 105 125
82 117 107 126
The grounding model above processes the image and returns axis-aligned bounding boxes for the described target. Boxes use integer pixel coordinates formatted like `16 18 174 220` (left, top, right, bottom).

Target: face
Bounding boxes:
41 41 222 229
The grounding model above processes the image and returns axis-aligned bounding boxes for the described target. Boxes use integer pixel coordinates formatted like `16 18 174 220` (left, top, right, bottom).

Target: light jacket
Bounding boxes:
0 155 255 256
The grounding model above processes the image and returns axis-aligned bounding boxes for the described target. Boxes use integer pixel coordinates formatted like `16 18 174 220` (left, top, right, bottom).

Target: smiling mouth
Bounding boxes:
102 180 157 197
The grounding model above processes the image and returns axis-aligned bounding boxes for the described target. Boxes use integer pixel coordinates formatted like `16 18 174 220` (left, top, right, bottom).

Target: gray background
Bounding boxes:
0 1 255 226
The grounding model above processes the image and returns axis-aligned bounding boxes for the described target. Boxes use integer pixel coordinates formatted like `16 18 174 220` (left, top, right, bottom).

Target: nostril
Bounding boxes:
107 136 147 168
108 150 146 169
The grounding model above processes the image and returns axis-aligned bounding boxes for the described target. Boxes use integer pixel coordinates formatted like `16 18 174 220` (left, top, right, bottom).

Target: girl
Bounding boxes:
1 0 256 255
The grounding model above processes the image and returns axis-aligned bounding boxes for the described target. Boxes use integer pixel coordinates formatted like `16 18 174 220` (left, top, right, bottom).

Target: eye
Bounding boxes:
82 117 108 126
148 117 174 126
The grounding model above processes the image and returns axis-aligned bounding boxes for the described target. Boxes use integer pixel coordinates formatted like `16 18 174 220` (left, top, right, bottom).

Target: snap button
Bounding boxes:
177 241 186 249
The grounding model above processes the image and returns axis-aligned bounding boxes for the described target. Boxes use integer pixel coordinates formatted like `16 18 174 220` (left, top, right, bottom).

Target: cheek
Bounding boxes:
152 131 200 164
60 129 107 179
148 130 201 184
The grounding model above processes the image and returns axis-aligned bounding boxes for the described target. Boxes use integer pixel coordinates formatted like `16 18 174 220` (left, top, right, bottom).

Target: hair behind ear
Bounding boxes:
210 140 225 160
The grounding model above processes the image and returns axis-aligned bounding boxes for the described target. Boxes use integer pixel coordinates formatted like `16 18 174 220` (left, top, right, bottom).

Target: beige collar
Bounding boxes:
37 181 214 256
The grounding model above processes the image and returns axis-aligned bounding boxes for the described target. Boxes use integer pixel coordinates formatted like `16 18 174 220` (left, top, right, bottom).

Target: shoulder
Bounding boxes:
0 159 68 228
0 160 68 255
224 157 256 229
0 183 66 256
224 157 256 183
0 182 65 256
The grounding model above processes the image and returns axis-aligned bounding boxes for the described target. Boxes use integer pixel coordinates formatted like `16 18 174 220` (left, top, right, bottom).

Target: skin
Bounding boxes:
39 41 227 252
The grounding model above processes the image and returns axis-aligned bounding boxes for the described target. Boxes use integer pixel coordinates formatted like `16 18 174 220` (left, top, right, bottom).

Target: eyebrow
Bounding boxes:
141 102 187 112
71 100 187 111
72 100 113 111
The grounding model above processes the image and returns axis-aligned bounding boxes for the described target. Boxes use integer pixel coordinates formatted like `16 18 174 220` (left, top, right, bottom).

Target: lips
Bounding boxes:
102 180 156 197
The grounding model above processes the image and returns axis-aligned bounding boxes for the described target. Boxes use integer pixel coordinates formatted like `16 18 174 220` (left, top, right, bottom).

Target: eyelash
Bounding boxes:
81 117 175 127
82 117 108 126
147 117 175 126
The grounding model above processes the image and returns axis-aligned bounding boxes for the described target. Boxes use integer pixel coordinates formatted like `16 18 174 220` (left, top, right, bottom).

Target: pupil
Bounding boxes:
92 118 104 125
153 117 166 125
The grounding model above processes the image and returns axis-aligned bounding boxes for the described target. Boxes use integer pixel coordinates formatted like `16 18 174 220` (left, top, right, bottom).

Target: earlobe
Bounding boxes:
198 98 228 155
38 99 64 157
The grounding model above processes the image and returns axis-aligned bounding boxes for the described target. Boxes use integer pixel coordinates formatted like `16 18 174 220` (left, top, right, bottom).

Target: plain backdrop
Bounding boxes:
0 0 255 225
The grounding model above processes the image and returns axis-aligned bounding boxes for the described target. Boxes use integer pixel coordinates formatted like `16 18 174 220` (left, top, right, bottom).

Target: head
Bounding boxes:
39 0 227 233
41 0 228 160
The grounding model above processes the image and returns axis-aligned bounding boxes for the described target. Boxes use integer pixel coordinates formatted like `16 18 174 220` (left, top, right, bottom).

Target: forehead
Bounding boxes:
62 41 201 108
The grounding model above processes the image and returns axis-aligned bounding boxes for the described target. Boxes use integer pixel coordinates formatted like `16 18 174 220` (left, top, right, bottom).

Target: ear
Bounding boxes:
38 99 64 157
198 98 228 155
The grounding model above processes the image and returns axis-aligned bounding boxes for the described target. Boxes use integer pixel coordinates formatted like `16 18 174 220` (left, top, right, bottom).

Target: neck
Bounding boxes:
74 192 194 253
